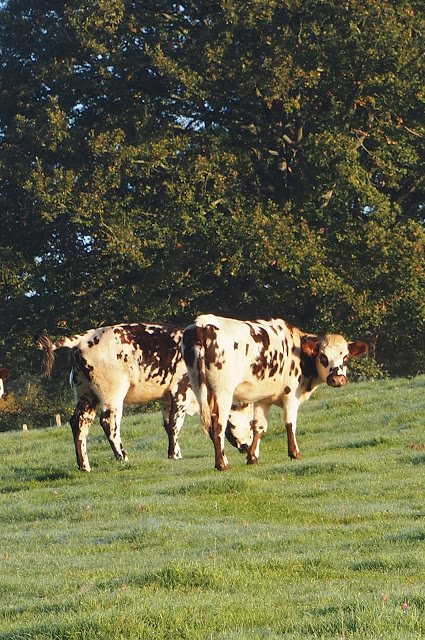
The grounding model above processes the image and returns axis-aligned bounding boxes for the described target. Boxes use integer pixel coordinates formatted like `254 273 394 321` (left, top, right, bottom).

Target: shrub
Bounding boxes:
348 356 389 382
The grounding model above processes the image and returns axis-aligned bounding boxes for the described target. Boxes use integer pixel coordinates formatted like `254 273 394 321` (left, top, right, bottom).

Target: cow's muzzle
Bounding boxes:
327 374 347 388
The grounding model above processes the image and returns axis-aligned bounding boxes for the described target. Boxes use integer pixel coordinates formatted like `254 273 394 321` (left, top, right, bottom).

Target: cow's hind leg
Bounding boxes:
209 394 233 471
100 402 128 463
247 402 270 465
160 397 184 459
283 395 301 459
70 394 98 471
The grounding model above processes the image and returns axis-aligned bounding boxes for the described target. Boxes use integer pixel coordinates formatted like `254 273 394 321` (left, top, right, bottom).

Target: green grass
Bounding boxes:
1 376 425 639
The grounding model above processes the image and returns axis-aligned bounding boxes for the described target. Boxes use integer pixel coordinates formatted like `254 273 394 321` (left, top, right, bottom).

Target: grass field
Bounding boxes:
1 376 424 639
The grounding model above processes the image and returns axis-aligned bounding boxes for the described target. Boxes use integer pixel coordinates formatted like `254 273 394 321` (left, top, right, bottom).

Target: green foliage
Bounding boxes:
1 377 425 638
0 371 74 432
348 356 389 382
0 0 424 397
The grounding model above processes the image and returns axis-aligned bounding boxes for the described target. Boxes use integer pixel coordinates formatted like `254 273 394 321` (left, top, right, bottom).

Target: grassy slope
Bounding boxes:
0 376 424 639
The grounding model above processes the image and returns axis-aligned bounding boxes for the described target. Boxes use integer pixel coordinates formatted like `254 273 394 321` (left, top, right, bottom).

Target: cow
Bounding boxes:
182 314 368 470
0 367 10 399
35 322 252 471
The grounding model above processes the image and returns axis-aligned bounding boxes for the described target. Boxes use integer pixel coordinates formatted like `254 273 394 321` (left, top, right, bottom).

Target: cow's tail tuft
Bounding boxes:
34 334 56 377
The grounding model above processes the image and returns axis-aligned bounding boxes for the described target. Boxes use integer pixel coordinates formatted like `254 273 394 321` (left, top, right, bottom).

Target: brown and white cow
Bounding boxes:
36 322 252 471
182 314 368 470
0 367 10 399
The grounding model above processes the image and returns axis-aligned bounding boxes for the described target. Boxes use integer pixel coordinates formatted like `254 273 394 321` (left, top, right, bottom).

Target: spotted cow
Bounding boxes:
36 322 252 471
0 367 10 399
182 314 368 470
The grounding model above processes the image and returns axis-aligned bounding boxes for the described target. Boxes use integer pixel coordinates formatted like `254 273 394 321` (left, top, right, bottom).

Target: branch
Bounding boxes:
319 186 335 209
404 125 425 139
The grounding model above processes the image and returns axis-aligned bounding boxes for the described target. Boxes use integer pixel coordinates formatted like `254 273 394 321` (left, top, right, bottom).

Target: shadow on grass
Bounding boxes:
400 449 425 466
9 466 74 485
160 475 253 496
387 527 425 543
271 459 371 477
94 563 226 595
344 435 394 449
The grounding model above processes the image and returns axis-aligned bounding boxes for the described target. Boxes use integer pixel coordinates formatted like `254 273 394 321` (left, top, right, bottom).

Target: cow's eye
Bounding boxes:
319 353 329 367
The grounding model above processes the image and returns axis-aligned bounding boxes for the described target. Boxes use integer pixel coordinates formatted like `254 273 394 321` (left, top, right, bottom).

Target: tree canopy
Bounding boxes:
1 0 424 396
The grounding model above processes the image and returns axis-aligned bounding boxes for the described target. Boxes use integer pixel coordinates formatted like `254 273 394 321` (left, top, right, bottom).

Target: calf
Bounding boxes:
0 367 10 399
182 314 368 470
36 323 200 471
36 322 252 471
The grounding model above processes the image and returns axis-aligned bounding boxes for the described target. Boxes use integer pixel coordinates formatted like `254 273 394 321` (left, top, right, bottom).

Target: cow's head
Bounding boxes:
225 403 254 452
0 367 10 399
301 335 368 387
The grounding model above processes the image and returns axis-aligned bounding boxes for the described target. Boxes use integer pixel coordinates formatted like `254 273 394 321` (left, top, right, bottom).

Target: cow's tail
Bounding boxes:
182 325 212 435
35 334 56 377
34 333 80 377
197 342 212 435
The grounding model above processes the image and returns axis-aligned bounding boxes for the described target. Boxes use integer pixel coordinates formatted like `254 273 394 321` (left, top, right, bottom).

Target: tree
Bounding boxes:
0 0 424 406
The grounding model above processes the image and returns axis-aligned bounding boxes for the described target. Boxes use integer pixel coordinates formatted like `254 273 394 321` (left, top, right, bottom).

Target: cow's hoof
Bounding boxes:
215 464 231 471
289 453 301 460
246 456 258 465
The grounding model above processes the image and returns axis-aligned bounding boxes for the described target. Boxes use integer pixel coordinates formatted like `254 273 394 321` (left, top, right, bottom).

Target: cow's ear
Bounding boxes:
0 368 10 380
301 339 319 358
348 341 368 358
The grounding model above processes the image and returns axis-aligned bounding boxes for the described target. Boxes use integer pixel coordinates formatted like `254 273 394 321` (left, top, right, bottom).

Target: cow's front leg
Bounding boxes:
160 398 183 459
100 403 128 463
246 402 269 465
283 396 301 459
69 396 98 471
